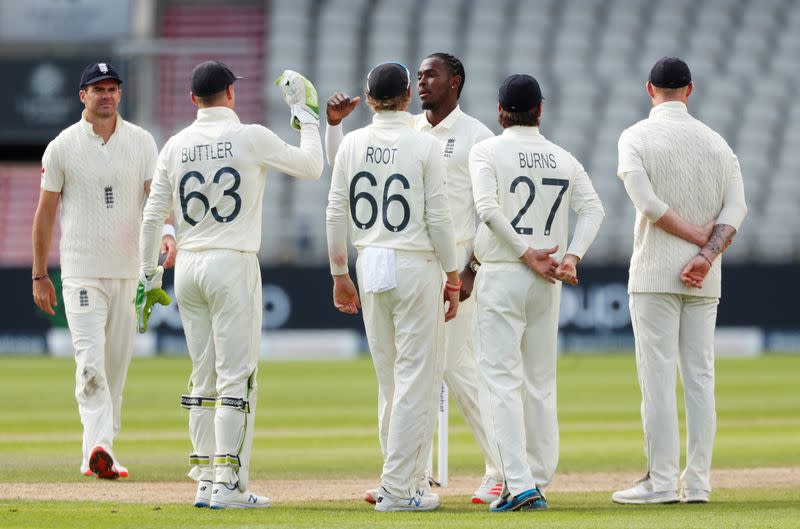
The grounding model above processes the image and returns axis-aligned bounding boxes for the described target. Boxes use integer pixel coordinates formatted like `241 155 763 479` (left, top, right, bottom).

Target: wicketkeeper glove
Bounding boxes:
275 70 320 130
135 266 172 333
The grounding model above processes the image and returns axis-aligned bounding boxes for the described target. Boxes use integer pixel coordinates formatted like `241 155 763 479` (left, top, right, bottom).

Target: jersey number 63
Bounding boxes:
179 167 242 226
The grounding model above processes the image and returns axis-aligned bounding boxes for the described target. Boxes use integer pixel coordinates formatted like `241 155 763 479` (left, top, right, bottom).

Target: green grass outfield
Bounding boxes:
3 489 800 529
0 354 798 528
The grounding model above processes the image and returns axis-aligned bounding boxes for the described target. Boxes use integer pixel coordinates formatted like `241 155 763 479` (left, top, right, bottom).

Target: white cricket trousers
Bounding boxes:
358 250 445 499
473 263 561 496
62 277 137 469
629 292 719 494
442 241 501 479
175 249 262 490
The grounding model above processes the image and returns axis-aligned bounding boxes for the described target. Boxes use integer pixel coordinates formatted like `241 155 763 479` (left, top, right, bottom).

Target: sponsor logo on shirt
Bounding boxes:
104 185 114 208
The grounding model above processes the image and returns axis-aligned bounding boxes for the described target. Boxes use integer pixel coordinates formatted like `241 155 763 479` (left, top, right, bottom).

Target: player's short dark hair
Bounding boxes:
498 107 541 128
425 52 465 98
194 89 227 107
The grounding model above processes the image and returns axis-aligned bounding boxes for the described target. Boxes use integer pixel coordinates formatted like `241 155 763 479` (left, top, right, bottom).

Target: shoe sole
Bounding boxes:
375 504 440 512
491 492 544 512
612 497 680 505
194 501 210 508
209 503 271 509
518 499 548 511
89 448 119 480
684 498 710 504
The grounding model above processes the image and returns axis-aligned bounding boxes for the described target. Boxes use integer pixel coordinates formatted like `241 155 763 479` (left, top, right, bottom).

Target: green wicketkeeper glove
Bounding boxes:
135 266 172 333
275 69 320 130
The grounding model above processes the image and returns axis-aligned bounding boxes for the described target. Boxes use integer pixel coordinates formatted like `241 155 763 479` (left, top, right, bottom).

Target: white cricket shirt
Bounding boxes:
41 113 157 279
326 111 458 275
414 106 493 244
470 126 604 264
618 101 747 297
140 106 322 273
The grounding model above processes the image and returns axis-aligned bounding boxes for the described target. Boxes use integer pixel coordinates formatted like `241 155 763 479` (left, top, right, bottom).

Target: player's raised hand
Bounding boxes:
680 254 712 288
275 70 320 130
32 275 57 316
522 245 561 284
326 93 360 126
556 254 580 286
333 274 361 315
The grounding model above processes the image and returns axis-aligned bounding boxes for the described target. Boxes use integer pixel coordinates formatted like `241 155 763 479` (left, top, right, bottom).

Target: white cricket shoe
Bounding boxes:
471 475 503 504
681 488 710 503
363 487 379 504
612 476 679 504
209 483 271 509
374 487 440 512
194 480 213 508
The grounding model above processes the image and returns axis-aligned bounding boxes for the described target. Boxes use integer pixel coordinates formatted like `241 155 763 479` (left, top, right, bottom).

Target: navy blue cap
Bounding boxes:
367 62 411 100
80 62 122 89
649 57 692 88
191 60 242 97
499 74 543 112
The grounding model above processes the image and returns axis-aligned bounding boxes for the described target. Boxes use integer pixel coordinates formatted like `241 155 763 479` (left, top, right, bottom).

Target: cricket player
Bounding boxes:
138 60 323 508
470 74 604 511
32 62 176 480
326 53 503 504
612 57 747 505
326 62 460 512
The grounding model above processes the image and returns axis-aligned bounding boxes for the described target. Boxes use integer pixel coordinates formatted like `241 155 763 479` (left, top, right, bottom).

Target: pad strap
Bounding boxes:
189 454 211 466
214 454 241 467
181 395 216 409
216 396 250 413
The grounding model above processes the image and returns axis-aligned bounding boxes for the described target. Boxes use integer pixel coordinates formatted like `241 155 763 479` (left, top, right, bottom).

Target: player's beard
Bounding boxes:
421 100 436 111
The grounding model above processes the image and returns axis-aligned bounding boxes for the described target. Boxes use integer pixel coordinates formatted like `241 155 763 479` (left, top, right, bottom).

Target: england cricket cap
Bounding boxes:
191 60 242 97
366 62 411 100
649 57 692 88
499 74 543 112
80 62 122 89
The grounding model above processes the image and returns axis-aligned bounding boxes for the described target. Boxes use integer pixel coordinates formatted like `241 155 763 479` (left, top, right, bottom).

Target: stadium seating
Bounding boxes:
262 0 800 265
0 165 59 266
1 0 798 266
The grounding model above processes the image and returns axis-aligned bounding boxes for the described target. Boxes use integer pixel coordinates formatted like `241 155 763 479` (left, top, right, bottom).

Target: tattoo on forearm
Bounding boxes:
703 224 736 256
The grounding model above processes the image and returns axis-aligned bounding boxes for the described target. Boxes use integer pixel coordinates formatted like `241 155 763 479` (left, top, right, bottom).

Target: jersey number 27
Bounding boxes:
510 176 568 236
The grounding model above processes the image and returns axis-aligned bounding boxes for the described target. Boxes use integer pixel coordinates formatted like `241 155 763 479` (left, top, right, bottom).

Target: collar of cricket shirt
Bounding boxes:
503 125 542 137
80 111 123 139
418 105 463 131
372 110 414 127
649 101 688 118
196 106 241 124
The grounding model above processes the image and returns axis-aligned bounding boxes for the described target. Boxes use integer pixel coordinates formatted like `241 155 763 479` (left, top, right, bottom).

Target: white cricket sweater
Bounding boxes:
618 101 746 298
41 113 157 279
